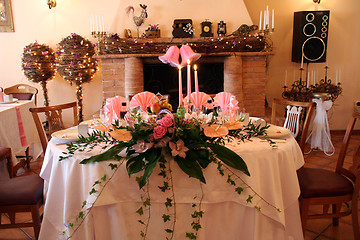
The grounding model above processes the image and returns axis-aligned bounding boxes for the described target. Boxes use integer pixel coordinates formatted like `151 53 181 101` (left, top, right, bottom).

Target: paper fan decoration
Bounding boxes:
129 91 158 112
213 92 239 115
189 92 211 109
104 96 127 123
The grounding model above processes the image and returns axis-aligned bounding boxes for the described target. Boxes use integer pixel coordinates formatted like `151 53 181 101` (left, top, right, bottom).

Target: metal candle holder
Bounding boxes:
282 66 342 102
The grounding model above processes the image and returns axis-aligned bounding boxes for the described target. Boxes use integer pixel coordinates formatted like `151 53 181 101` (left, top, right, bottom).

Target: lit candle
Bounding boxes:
272 9 274 29
178 65 183 106
194 65 199 93
187 59 191 98
259 11 262 31
284 70 287 86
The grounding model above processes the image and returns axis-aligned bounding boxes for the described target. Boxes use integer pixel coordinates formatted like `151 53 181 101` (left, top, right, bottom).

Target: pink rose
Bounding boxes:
153 125 167 139
157 115 174 128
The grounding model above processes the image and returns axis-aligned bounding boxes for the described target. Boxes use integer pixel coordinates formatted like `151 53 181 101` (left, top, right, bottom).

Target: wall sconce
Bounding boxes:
47 0 57 9
313 0 321 3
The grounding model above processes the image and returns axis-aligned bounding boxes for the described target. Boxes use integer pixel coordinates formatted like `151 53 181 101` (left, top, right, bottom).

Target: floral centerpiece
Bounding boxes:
60 93 276 239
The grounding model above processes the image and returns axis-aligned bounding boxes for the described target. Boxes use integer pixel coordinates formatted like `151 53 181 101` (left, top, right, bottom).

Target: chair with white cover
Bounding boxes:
271 98 316 153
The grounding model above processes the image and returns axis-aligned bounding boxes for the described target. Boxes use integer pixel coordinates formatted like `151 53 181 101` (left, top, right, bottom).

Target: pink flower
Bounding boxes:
169 139 189 158
132 140 153 153
157 115 174 128
153 125 167 139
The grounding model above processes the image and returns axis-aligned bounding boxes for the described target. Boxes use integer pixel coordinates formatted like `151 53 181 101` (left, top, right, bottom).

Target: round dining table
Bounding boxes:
39 128 304 240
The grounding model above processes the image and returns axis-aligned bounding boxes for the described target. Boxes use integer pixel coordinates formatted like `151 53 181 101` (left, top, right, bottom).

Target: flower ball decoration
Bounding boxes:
56 33 98 122
21 41 56 106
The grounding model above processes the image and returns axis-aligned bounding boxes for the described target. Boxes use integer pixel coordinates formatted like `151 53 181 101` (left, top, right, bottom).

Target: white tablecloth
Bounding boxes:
0 100 41 165
39 134 304 240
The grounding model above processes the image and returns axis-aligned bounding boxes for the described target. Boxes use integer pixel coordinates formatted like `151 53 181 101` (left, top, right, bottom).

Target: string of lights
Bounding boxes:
21 41 56 106
57 33 98 122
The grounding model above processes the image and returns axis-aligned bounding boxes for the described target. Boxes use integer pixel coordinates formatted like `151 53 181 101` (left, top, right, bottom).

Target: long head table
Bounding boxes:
39 133 304 240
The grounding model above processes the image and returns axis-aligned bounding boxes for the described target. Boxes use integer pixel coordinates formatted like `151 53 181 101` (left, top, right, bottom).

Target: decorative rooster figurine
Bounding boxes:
126 4 148 37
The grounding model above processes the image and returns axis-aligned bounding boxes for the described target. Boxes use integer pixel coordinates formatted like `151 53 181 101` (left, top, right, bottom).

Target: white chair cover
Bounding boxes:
306 99 334 156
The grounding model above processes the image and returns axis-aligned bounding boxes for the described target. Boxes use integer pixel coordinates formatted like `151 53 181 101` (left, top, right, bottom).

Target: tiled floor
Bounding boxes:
1 132 359 240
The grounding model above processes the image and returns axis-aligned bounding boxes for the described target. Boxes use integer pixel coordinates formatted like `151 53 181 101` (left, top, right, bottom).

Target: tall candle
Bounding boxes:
194 65 199 93
187 59 191 98
307 72 310 88
101 16 105 33
263 9 266 30
266 6 269 29
272 9 274 29
300 53 304 69
259 11 262 31
96 15 99 32
178 65 183 106
284 70 287 86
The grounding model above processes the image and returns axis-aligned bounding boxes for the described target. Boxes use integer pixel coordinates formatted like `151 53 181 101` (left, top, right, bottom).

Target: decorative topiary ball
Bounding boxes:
56 33 97 84
21 41 56 83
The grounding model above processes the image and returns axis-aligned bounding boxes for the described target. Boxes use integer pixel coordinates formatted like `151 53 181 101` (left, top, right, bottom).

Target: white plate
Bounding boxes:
0 98 18 104
51 128 79 144
266 124 291 138
248 117 266 127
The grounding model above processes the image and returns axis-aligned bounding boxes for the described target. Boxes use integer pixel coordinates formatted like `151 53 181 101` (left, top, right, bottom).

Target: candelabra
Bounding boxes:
282 66 342 102
91 31 107 54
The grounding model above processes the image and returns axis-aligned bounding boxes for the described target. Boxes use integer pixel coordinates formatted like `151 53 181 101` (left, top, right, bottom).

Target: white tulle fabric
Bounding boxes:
306 99 335 156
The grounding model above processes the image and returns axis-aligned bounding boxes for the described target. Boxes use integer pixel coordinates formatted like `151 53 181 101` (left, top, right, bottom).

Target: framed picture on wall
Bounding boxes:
0 0 14 32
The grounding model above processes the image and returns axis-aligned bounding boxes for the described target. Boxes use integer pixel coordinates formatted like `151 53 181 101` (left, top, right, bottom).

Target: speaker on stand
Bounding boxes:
292 10 330 64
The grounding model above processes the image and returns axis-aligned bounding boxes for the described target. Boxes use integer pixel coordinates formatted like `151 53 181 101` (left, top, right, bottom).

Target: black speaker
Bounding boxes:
292 10 330 63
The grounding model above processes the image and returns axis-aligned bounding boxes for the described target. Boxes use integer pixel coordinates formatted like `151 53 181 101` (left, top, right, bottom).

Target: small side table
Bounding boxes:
306 93 335 156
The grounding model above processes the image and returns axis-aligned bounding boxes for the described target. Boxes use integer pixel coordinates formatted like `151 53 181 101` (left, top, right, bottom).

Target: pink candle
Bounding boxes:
178 65 183 106
194 64 199 93
187 59 191 98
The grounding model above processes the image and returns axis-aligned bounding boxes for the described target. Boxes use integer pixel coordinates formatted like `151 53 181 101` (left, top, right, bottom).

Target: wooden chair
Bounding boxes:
4 84 38 105
29 102 78 153
0 146 44 240
297 108 360 239
271 98 316 152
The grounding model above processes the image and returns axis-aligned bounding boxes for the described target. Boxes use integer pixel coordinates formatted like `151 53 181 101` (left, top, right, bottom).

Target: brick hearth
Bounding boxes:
97 51 271 118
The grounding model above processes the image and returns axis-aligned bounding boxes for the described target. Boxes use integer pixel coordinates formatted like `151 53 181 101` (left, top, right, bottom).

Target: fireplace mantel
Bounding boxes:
96 51 272 117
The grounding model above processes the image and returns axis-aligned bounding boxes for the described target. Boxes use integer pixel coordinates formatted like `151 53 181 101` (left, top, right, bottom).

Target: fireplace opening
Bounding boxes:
143 62 224 109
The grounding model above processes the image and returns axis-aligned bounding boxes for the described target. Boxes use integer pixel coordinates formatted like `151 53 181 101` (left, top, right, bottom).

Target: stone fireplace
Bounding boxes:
97 50 271 117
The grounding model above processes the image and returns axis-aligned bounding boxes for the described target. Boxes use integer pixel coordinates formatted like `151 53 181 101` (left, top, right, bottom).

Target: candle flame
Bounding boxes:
178 65 182 70
194 64 197 71
187 59 190 65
